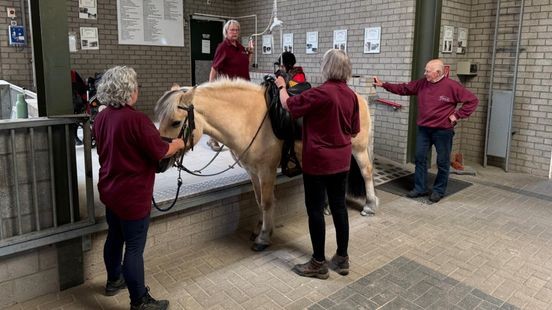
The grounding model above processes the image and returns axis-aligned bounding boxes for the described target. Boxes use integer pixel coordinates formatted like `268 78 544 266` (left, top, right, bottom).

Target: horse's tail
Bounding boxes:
347 155 366 199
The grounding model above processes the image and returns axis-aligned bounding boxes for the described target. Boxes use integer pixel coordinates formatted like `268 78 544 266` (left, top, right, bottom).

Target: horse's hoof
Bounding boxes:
249 233 258 241
361 206 376 216
251 243 269 251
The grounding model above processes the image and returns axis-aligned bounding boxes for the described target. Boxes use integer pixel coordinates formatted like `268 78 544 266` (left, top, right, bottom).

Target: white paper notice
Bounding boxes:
283 33 293 53
79 0 97 19
262 35 273 54
117 0 184 47
333 29 347 52
364 27 381 54
80 27 99 50
442 25 454 53
202 39 210 54
306 31 318 54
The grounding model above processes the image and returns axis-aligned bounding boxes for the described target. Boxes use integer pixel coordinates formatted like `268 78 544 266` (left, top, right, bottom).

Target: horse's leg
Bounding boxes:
247 173 264 241
352 150 379 216
251 171 276 251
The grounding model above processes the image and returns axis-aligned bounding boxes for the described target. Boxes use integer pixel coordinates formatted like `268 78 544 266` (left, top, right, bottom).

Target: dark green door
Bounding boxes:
190 18 224 85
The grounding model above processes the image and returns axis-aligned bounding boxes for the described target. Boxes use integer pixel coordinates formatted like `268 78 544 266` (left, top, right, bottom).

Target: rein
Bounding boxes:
177 108 269 177
152 104 195 212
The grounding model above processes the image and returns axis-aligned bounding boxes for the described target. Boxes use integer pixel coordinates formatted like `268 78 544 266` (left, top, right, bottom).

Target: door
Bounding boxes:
190 17 224 85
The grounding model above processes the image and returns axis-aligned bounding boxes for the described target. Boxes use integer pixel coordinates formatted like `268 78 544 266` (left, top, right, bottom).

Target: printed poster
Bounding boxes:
262 35 273 54
79 0 97 19
442 25 454 53
306 31 318 54
364 27 381 54
457 27 468 54
80 27 99 50
283 33 293 53
333 29 347 52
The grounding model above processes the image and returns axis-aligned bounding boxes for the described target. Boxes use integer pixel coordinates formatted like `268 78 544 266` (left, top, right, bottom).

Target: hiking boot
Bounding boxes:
406 190 428 198
292 258 329 279
429 192 443 203
207 138 223 152
105 276 126 296
329 254 350 276
130 289 169 310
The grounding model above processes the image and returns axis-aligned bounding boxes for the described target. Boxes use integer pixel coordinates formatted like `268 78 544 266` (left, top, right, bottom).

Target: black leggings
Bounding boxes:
303 172 349 262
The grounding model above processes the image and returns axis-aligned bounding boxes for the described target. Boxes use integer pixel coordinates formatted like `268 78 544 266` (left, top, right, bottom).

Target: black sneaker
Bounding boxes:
329 254 349 276
105 276 126 296
130 289 169 310
292 258 329 279
406 190 429 198
429 192 443 203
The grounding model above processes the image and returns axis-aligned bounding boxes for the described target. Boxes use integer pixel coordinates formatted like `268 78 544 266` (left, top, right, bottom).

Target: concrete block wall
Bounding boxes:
67 0 240 118
445 0 552 177
0 1 34 91
0 246 58 308
240 0 415 164
83 179 305 282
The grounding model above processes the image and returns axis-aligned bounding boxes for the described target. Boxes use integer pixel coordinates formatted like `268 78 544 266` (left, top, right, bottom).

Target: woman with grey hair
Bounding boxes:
275 49 359 279
93 66 184 310
207 19 254 151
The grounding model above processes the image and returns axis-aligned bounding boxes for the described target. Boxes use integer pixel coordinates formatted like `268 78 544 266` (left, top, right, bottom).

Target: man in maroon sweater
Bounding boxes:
373 59 479 202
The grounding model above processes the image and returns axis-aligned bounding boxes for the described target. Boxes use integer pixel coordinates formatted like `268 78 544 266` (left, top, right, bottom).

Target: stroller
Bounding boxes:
71 70 103 147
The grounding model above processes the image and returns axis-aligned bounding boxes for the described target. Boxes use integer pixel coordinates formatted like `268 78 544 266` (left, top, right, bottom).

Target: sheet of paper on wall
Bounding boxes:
283 33 293 53
364 27 381 54
306 31 318 54
262 35 273 55
333 29 347 52
68 32 78 52
457 27 468 54
79 0 97 19
202 39 210 54
117 0 184 47
80 27 99 50
442 25 454 53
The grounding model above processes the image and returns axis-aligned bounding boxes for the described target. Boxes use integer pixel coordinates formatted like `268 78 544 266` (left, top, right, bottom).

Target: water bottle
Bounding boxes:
16 93 28 118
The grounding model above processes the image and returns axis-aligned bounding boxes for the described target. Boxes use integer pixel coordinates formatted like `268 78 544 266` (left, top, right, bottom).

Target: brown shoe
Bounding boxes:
292 258 329 279
329 254 349 275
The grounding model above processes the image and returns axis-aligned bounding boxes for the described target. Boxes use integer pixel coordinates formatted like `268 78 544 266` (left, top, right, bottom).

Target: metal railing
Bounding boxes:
0 115 95 256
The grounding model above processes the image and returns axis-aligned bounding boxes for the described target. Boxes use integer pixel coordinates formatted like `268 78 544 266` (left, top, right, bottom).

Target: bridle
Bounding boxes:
152 103 195 212
152 95 268 212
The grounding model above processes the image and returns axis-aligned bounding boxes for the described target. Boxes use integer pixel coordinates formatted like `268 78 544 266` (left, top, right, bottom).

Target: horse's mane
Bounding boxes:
155 78 265 122
198 78 264 94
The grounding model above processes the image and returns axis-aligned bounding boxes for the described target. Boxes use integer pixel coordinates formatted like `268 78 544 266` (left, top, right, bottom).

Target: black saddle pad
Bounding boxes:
376 173 472 200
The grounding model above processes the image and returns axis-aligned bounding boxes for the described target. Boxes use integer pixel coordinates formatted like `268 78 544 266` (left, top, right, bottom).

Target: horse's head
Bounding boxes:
154 87 203 172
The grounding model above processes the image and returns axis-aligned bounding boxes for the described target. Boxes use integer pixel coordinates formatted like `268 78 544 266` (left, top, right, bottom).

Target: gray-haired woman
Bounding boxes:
207 19 254 151
93 66 184 310
275 49 360 279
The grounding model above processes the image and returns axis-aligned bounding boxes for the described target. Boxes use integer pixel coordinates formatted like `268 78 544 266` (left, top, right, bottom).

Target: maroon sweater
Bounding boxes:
212 39 250 80
93 105 168 220
287 80 360 175
383 77 479 129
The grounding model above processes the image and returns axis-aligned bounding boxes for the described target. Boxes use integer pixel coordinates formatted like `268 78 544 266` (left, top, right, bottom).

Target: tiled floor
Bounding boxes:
10 157 552 310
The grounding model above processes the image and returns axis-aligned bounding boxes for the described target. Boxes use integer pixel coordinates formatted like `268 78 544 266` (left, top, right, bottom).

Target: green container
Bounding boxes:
16 94 28 118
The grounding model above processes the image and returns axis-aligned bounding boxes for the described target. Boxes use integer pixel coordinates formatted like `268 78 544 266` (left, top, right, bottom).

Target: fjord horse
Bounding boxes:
155 79 378 251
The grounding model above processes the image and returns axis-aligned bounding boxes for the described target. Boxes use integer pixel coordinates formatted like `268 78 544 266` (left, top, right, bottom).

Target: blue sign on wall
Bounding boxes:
8 25 26 46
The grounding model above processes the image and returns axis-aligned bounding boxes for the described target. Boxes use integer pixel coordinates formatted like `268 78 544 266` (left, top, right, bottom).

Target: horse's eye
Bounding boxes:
171 121 181 128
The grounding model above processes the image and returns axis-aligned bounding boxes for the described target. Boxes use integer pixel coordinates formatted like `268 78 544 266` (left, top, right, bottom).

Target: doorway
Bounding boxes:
190 17 224 85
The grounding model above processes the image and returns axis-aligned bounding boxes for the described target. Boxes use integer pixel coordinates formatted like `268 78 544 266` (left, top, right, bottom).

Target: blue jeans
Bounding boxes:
303 172 349 261
104 208 149 304
414 126 454 196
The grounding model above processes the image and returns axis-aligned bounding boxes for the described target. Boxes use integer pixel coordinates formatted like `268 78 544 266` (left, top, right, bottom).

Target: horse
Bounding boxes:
154 78 379 251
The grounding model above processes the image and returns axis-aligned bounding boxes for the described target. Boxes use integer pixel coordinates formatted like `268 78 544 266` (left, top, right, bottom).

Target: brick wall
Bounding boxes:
0 0 34 90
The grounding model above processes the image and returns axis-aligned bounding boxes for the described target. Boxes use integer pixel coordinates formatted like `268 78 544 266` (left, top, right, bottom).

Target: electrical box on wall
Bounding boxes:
457 61 477 75
8 25 26 46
